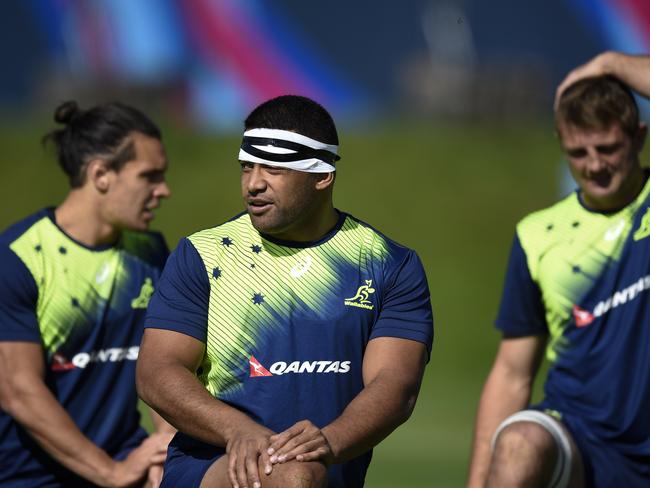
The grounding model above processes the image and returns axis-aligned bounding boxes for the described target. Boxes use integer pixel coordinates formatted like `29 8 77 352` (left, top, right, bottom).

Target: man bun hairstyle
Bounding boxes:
43 100 162 188
244 95 339 146
556 75 640 138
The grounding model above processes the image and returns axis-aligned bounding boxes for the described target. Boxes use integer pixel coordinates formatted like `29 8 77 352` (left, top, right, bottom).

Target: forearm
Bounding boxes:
2 380 116 486
321 371 419 463
137 361 267 447
595 52 650 98
148 407 176 435
467 367 532 488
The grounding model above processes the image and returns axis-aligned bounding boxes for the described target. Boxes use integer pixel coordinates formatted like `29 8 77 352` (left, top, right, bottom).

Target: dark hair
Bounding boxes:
43 100 162 187
556 76 640 137
244 95 339 145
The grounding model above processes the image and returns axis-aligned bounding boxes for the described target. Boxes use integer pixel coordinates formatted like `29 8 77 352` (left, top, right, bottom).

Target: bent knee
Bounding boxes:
264 461 327 488
495 421 557 454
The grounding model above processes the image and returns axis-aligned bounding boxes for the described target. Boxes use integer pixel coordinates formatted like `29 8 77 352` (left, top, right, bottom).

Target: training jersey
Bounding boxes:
0 208 168 486
497 178 650 455
145 211 433 488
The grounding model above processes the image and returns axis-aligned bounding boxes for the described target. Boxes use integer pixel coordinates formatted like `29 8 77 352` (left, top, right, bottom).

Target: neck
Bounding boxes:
55 190 120 247
272 204 339 243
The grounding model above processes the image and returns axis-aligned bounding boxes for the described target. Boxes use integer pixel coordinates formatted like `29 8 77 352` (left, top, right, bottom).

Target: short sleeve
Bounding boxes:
144 238 210 342
0 246 40 342
495 234 548 336
370 250 434 356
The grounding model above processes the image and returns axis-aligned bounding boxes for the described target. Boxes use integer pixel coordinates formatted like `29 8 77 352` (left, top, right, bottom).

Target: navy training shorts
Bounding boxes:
540 407 650 487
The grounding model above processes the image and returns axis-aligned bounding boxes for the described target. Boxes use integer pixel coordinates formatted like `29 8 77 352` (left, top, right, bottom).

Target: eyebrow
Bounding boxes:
139 167 166 178
595 142 622 150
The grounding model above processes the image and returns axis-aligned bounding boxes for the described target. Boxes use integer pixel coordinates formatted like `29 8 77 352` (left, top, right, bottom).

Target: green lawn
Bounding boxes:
1 117 565 487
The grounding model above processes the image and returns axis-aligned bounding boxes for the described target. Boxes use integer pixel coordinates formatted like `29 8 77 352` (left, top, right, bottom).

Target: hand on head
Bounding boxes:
555 52 615 109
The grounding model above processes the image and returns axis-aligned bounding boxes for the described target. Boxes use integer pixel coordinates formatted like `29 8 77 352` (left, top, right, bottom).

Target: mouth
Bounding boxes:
247 199 273 215
587 171 612 188
143 203 159 221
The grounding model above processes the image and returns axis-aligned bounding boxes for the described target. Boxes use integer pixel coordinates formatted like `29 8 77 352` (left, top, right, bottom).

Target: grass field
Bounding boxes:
0 117 565 487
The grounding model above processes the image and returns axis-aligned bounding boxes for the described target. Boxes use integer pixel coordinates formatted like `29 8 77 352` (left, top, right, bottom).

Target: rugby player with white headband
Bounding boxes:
138 95 434 488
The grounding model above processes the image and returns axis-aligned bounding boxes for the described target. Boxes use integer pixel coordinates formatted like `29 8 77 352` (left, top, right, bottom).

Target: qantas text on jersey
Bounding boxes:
264 360 351 376
72 346 139 368
593 274 650 318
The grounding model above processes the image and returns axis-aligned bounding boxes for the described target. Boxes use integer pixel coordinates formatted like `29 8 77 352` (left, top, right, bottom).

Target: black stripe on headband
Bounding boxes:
241 136 340 164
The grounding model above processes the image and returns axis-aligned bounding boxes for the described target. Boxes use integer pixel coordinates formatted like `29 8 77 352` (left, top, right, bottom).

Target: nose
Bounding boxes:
246 165 267 194
585 149 606 172
155 181 172 199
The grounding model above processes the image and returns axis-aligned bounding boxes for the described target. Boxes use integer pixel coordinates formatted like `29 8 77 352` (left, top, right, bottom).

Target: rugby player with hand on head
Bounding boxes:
136 95 434 488
468 52 650 487
0 101 174 487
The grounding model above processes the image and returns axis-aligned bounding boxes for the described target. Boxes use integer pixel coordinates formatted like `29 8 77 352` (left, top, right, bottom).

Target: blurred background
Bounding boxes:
2 0 650 486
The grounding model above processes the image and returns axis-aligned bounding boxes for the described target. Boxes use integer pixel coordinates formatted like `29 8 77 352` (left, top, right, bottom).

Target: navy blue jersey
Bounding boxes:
0 208 168 485
145 211 434 487
497 181 650 459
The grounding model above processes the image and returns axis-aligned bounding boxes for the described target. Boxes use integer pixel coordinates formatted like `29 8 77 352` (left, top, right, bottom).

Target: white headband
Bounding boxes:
238 128 339 173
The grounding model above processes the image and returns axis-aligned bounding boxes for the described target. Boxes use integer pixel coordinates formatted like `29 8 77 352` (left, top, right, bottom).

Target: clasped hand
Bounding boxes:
267 420 334 465
226 420 332 488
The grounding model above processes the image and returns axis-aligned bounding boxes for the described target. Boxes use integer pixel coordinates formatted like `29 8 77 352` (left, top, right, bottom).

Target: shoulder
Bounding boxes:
342 213 418 264
188 212 252 253
0 209 52 279
0 208 51 247
0 212 43 314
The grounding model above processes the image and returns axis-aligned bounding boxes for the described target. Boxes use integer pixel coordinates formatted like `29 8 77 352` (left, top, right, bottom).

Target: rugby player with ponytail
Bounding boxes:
0 101 173 487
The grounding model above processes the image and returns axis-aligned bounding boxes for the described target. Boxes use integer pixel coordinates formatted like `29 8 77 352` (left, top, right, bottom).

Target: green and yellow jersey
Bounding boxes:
0 208 167 486
145 211 433 487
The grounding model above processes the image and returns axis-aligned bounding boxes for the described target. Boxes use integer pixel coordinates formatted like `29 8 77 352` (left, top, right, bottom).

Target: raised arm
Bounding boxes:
556 52 650 106
466 334 547 488
0 341 167 487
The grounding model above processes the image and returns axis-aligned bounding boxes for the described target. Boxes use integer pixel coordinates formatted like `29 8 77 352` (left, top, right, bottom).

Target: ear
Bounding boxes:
314 171 336 191
86 159 111 193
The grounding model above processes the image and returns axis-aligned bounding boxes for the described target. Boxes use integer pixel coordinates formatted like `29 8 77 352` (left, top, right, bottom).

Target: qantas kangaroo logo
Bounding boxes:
249 356 273 377
572 305 595 327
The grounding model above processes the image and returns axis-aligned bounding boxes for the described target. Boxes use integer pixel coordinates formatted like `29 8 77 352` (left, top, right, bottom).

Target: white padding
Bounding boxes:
238 148 336 173
239 128 338 173
491 410 573 488
243 128 339 154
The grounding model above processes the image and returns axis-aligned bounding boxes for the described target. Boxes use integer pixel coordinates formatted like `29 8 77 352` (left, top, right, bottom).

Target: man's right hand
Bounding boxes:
108 432 171 487
225 423 275 488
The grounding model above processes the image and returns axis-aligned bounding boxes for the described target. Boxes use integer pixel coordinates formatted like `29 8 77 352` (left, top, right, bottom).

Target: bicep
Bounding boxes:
0 342 46 409
362 337 427 388
139 328 205 373
0 341 45 379
0 246 41 342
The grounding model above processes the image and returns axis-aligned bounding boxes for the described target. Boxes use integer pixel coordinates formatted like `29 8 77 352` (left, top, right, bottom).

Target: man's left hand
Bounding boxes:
266 420 334 465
